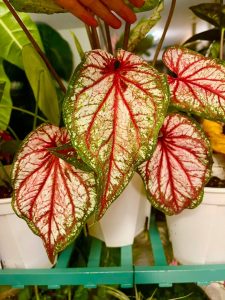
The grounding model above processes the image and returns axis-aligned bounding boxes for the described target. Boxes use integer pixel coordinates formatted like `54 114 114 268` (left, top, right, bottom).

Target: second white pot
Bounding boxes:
166 187 225 264
88 173 151 247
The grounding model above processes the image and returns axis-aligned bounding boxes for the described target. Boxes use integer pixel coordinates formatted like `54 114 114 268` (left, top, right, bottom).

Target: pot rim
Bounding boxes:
204 187 225 193
0 197 12 204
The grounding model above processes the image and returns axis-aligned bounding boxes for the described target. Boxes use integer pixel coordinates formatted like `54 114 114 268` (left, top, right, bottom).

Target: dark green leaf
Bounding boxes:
0 2 43 69
37 22 73 81
9 0 65 13
190 3 225 28
22 44 60 125
184 28 220 44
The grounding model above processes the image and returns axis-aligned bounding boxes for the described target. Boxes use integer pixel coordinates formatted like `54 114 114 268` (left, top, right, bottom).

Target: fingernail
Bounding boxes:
110 19 122 29
81 14 98 27
126 13 136 24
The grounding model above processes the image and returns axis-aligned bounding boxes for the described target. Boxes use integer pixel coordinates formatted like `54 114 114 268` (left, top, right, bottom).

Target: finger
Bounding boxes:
79 0 121 28
101 0 136 24
55 0 98 27
129 0 145 8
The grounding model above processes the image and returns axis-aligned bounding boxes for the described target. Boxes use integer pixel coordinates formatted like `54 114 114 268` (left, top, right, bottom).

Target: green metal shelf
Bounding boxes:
1 213 225 288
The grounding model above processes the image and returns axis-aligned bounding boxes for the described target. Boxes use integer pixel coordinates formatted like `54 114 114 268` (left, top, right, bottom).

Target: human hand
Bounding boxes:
54 0 144 28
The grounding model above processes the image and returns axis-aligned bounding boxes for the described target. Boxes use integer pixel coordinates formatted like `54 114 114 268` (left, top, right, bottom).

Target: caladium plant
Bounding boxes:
11 45 225 262
9 2 225 263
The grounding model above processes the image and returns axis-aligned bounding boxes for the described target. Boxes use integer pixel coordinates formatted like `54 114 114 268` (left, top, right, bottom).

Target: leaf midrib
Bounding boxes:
0 18 22 50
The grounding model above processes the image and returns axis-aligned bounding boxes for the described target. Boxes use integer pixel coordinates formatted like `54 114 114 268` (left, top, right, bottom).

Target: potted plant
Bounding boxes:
164 2 225 265
0 0 73 268
5 0 225 266
0 130 55 268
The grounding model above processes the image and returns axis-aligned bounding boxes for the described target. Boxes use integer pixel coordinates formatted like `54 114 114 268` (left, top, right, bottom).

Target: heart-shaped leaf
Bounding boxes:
63 49 169 218
138 113 211 215
163 47 225 122
12 124 97 263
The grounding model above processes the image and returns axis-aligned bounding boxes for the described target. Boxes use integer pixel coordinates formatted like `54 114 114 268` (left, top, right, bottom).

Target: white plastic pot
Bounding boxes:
88 173 151 247
0 198 53 269
166 187 225 264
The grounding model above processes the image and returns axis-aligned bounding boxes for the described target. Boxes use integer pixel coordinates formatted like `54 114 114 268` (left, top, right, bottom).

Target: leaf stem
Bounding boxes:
85 24 95 49
97 17 107 48
152 0 176 66
2 0 66 94
33 75 41 130
0 105 48 123
91 27 101 49
34 286 40 300
123 22 131 51
7 126 19 141
220 27 225 60
104 23 113 54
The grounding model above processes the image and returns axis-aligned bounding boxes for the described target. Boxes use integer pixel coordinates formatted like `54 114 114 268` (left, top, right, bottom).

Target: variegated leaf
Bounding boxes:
138 113 211 215
12 124 97 263
163 47 225 122
63 49 169 218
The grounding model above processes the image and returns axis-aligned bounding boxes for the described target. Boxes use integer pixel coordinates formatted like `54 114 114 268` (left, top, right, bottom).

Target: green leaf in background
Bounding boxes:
71 32 85 61
208 41 220 58
125 0 161 13
0 1 43 69
0 81 6 101
22 44 60 125
127 1 163 52
184 28 220 44
37 22 73 81
0 60 12 130
73 286 89 300
190 3 225 28
133 35 154 56
9 0 65 13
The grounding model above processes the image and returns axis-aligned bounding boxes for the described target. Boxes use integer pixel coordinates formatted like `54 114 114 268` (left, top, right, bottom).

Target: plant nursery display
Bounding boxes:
2 0 225 268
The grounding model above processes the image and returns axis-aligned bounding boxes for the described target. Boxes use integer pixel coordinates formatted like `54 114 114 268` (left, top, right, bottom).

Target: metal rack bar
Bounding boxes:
1 213 225 287
149 215 167 267
86 238 103 288
0 267 133 286
120 245 133 288
134 264 225 286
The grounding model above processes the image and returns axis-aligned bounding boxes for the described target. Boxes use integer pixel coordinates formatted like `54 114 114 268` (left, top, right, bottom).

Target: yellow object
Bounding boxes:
202 120 225 154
